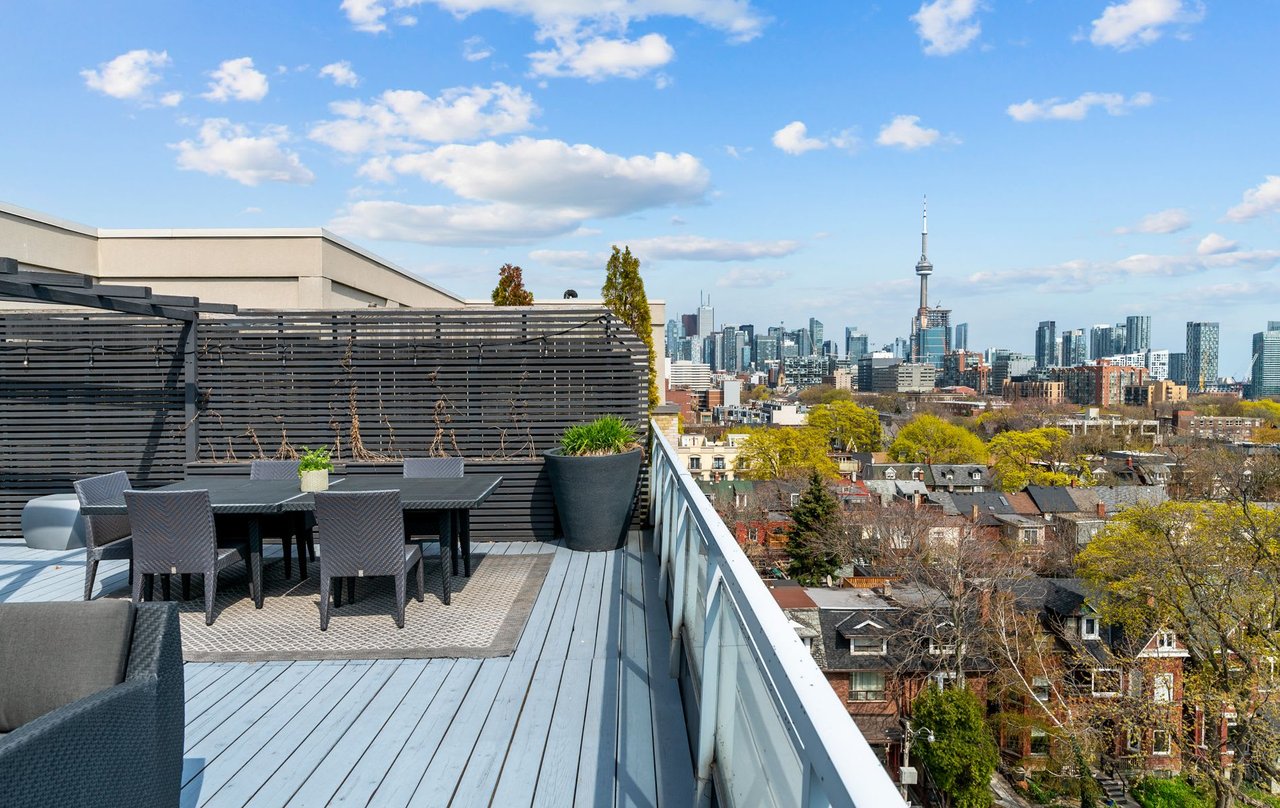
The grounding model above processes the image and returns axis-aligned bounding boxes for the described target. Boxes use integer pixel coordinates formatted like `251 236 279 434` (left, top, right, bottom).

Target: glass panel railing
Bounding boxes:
650 421 905 808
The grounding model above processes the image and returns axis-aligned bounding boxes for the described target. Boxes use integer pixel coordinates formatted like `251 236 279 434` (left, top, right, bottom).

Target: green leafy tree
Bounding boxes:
602 246 658 409
807 400 882 453
785 471 841 584
987 427 1085 492
734 426 838 480
797 384 853 405
1078 501 1280 808
747 384 770 401
912 685 999 808
888 414 987 464
491 263 534 306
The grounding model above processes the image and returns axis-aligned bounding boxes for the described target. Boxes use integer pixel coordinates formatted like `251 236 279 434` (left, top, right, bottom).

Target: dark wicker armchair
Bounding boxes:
73 471 133 600
125 488 254 625
314 489 424 630
0 601 184 808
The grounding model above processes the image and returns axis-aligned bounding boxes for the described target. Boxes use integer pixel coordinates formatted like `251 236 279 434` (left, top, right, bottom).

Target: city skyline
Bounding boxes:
1 2 1277 372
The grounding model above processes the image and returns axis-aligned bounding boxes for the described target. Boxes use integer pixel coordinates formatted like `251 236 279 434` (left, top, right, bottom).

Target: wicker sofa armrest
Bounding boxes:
0 676 161 808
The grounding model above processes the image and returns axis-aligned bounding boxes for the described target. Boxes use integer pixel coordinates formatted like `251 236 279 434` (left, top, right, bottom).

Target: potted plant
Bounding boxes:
545 416 643 552
298 446 333 492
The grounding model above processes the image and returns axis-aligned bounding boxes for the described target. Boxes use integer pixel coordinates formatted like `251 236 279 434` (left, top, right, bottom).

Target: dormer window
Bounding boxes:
850 637 885 655
1081 617 1100 640
971 470 982 480
884 468 897 480
928 639 958 655
1156 631 1175 650
912 467 924 481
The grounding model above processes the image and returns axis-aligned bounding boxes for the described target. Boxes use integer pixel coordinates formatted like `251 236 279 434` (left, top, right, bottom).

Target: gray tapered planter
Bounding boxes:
545 447 643 552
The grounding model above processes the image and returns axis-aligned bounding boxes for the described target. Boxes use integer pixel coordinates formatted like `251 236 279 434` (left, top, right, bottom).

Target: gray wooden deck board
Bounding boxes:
0 537 694 807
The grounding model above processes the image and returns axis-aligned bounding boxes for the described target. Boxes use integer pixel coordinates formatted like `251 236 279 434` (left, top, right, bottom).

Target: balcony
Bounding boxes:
0 301 900 806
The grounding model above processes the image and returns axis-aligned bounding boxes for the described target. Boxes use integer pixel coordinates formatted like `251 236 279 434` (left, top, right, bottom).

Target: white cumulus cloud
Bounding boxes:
628 235 799 261
310 83 538 154
333 137 710 246
319 61 360 87
530 33 674 80
1226 176 1280 222
772 121 826 155
1089 0 1204 50
1197 233 1239 255
911 0 982 56
342 0 389 32
876 115 948 150
81 49 173 102
1007 91 1154 122
966 248 1280 294
1114 208 1191 235
203 57 269 102
716 267 788 288
171 119 314 186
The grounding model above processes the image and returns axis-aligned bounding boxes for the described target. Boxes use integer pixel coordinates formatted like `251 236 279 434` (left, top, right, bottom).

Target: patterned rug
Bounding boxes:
111 551 553 662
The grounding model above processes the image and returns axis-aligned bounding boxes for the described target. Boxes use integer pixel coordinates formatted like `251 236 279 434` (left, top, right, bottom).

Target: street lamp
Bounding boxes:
899 718 936 804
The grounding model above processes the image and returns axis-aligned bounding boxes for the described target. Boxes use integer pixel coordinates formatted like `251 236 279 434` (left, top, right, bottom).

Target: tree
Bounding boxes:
747 384 770 401
912 685 999 808
889 414 988 464
490 263 534 306
1078 500 1280 808
785 471 841 584
987 427 1085 492
602 246 658 409
733 426 838 480
797 384 853 405
807 400 882 453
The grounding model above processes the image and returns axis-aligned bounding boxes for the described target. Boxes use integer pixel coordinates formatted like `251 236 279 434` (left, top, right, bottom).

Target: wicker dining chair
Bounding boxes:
73 471 134 601
402 457 470 579
123 489 253 626
249 459 316 577
313 490 424 631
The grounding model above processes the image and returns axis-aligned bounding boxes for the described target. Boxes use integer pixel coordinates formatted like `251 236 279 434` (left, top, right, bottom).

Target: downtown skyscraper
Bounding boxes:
1185 321 1220 393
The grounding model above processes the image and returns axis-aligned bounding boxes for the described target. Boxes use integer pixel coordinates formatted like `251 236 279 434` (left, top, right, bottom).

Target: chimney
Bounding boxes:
1096 501 1106 519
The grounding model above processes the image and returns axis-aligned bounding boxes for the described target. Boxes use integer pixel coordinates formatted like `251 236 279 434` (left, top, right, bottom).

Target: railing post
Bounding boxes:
668 515 691 678
658 500 685 601
649 450 663 538
694 560 724 808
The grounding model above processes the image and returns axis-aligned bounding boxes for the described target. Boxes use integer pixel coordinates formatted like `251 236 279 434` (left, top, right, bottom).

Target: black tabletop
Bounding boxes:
79 474 503 516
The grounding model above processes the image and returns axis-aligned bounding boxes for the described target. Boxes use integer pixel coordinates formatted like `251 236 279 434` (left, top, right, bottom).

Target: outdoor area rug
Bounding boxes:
109 551 553 662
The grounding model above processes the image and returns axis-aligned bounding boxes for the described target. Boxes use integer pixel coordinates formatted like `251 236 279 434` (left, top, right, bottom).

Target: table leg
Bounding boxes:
438 511 452 606
461 510 472 577
249 517 264 609
296 514 310 580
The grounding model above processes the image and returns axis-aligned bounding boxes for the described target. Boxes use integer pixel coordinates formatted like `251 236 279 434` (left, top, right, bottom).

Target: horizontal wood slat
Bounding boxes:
0 308 648 540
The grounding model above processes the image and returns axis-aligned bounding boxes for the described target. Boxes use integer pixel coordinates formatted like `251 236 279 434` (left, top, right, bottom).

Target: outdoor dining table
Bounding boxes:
78 474 503 608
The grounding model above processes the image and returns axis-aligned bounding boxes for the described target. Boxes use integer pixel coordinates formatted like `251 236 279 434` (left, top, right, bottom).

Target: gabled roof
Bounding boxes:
1006 491 1041 516
928 464 991 486
950 491 1018 516
1092 485 1169 511
1026 485 1083 514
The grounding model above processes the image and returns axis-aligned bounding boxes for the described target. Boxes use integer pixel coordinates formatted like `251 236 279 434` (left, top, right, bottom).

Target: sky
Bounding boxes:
1 0 1277 378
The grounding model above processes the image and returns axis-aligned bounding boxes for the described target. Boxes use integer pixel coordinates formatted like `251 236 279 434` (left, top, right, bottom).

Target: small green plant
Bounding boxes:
1131 776 1211 808
297 446 334 474
559 417 638 457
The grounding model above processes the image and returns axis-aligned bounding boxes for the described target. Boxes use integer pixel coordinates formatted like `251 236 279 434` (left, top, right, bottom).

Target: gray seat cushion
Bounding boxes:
0 601 135 732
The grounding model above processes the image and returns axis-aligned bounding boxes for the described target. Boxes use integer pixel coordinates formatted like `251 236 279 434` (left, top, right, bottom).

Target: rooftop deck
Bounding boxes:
0 534 694 807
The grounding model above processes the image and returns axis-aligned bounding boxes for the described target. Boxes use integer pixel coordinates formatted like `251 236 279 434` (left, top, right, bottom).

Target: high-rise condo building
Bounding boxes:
845 327 869 360
1061 328 1087 367
1035 321 1057 368
1185 321 1220 393
1251 321 1280 399
809 318 824 357
954 322 969 351
1125 315 1152 353
696 294 714 338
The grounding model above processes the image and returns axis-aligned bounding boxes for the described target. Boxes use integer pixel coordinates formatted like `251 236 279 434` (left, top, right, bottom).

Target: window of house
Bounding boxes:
790 492 800 506
850 637 884 654
932 672 958 690
688 455 702 470
1127 728 1141 753
1021 527 1041 545
747 527 759 543
712 456 726 470
1154 672 1173 704
912 468 924 481
1153 729 1171 756
1092 669 1120 696
1032 676 1051 702
1156 631 1176 650
849 671 885 702
884 468 897 480
1030 727 1049 756
928 638 958 655
1081 617 1100 640
971 470 982 480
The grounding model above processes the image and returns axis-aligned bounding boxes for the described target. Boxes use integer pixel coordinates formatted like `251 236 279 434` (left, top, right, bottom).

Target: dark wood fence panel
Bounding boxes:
0 314 189 536
0 308 648 541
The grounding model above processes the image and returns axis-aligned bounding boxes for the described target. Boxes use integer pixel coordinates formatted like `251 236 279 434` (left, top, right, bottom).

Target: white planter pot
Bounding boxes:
300 469 329 492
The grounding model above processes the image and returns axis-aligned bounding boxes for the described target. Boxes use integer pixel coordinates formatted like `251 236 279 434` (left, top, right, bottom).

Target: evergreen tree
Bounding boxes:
491 263 534 306
785 471 841 584
601 246 658 408
912 685 999 808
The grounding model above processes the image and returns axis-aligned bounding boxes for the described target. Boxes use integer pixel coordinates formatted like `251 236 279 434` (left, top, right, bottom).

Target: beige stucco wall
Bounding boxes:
0 204 99 275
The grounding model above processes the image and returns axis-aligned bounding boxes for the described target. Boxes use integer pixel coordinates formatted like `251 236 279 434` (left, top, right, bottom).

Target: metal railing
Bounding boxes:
649 422 906 808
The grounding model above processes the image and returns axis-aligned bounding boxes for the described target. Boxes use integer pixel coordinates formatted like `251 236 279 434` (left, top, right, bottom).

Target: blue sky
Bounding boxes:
1 1 1277 377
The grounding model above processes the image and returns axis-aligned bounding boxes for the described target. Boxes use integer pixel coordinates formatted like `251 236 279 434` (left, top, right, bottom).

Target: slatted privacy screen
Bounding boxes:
0 308 649 540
